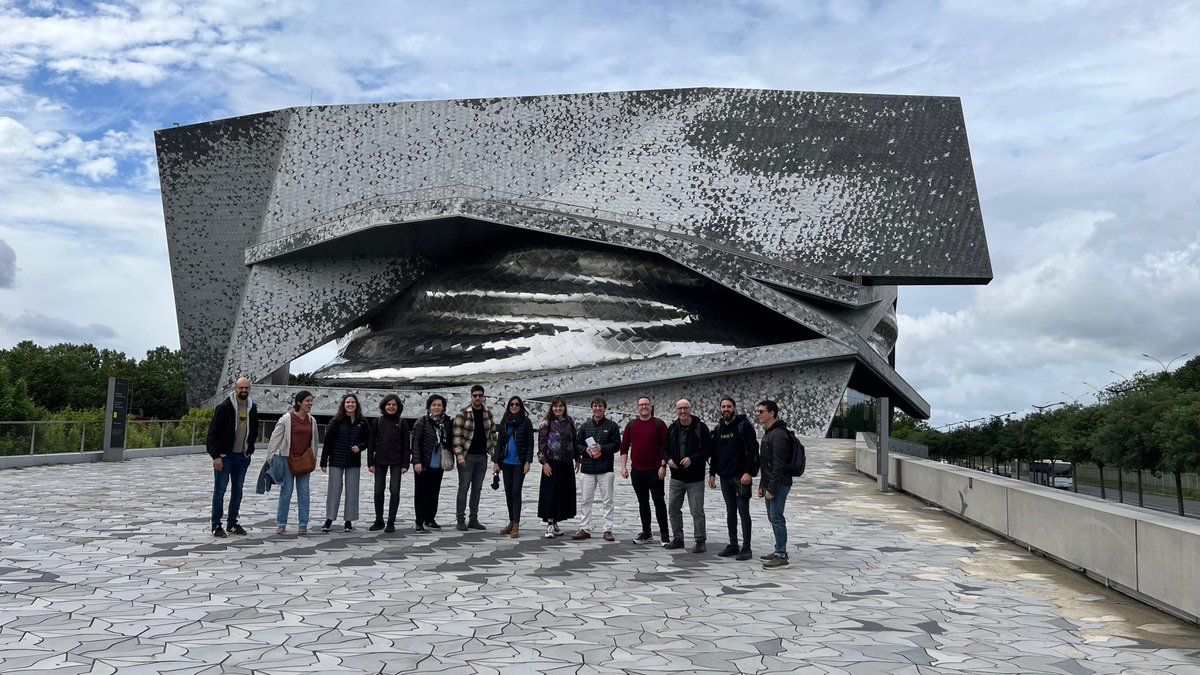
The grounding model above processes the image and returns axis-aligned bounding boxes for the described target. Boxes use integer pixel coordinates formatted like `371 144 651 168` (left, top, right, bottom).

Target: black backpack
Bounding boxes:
784 427 806 477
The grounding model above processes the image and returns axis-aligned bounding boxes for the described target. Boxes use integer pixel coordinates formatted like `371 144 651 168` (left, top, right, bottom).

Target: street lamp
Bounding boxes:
1061 391 1083 405
1142 352 1189 373
1032 401 1066 412
1109 369 1129 381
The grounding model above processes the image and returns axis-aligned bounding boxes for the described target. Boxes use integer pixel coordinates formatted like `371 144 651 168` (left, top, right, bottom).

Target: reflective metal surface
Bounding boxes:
314 245 804 385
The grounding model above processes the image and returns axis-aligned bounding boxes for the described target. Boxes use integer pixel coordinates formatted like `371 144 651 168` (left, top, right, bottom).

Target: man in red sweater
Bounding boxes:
619 396 670 545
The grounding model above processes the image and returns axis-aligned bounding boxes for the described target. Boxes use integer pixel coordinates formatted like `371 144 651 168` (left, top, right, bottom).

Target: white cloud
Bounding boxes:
0 238 15 288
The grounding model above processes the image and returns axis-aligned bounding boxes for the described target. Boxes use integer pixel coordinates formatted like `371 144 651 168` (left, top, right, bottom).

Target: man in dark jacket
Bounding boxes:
708 397 759 560
573 397 622 541
206 377 258 537
756 399 794 569
664 399 712 553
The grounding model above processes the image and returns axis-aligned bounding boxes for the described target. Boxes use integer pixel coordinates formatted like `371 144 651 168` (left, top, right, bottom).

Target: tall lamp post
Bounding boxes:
1142 352 1188 373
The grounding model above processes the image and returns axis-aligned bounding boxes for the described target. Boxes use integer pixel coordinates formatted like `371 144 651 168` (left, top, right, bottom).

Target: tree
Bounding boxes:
0 365 39 421
128 347 187 419
1153 388 1200 516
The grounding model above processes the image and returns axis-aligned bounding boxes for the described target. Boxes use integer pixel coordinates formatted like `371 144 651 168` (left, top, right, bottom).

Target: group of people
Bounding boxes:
207 380 797 569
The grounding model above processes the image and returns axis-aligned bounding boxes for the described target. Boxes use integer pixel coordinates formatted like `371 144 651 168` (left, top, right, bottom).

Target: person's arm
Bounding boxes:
744 421 760 480
266 415 287 459
600 420 620 459
619 423 631 477
206 403 226 460
247 404 259 455
320 420 335 468
411 417 425 473
451 412 467 463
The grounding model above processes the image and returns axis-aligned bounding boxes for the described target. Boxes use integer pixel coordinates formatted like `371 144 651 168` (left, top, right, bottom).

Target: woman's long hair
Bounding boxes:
542 396 568 424
333 393 362 424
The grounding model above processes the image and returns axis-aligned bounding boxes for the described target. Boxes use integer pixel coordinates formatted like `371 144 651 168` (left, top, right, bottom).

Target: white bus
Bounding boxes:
1029 460 1073 489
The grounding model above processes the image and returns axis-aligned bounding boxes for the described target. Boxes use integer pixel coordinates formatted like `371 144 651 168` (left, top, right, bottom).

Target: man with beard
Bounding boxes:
206 377 259 537
708 397 759 561
452 385 497 531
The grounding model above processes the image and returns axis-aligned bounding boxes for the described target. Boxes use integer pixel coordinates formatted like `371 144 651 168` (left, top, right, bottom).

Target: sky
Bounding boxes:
0 0 1197 426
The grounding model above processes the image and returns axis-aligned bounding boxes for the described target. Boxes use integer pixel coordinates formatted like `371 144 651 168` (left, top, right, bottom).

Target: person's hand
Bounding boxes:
758 487 764 499
321 466 328 473
414 463 423 474
212 457 223 471
493 463 500 475
657 466 666 480
542 464 553 477
574 461 581 474
740 473 752 485
765 490 774 500
680 457 691 468
707 475 716 489
401 467 408 475
457 457 466 468
621 467 629 479
368 466 375 474
667 459 677 469
523 462 531 475
351 445 361 454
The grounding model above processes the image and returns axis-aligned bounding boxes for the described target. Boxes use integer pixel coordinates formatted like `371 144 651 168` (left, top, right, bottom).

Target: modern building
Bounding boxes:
155 88 990 433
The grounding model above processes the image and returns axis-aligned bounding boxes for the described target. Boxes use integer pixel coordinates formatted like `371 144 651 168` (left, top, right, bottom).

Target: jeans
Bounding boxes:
276 457 311 527
668 478 706 543
579 471 615 533
501 463 525 523
414 467 444 527
456 453 488 521
325 466 361 522
765 483 790 556
211 453 251 529
373 465 403 523
720 476 752 549
631 469 669 539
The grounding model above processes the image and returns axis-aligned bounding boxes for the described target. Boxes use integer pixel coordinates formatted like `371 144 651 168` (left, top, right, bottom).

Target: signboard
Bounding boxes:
103 377 129 462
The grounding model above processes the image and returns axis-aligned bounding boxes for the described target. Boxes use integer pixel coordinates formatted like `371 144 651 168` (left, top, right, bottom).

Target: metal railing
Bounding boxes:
861 432 930 459
0 419 256 456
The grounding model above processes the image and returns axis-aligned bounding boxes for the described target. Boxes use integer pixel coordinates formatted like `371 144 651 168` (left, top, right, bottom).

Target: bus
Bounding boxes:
1028 460 1073 489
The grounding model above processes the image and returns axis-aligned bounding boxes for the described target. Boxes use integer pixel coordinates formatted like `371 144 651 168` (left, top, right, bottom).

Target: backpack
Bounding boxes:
784 427 806 477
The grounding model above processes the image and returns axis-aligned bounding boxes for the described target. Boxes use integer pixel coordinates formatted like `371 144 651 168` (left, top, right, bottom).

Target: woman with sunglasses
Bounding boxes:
493 396 534 538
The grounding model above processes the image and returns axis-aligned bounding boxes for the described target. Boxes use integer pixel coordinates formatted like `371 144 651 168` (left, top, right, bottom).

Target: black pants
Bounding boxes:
373 465 403 524
720 475 752 548
414 467 444 527
631 469 669 540
502 463 525 522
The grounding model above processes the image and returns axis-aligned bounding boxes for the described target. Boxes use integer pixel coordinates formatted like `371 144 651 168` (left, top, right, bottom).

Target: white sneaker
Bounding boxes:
545 524 555 539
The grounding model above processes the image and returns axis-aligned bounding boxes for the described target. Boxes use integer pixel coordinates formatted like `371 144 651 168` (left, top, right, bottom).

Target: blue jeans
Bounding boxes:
276 457 311 527
765 483 790 556
211 453 251 529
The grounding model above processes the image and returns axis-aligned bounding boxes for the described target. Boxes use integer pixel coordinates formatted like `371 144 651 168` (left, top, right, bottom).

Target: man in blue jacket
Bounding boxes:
206 377 258 537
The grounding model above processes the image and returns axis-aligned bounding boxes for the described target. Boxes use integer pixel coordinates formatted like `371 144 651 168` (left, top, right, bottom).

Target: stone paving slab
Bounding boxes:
1 439 1199 674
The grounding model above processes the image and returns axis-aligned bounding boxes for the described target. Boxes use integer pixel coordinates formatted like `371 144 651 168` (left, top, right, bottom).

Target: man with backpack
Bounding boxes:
619 396 670 545
756 399 799 569
708 397 759 561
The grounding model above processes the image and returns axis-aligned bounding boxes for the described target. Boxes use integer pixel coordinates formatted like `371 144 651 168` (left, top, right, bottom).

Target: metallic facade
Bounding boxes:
155 88 991 434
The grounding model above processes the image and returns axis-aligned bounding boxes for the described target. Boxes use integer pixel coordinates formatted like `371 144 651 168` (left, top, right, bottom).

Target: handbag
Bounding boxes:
287 448 316 477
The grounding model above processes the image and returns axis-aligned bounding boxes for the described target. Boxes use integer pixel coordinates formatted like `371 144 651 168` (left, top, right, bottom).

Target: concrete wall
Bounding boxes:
857 437 1200 624
0 445 207 470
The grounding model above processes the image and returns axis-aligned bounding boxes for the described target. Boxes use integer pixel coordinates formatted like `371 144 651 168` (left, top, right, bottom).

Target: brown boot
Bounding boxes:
510 522 519 538
500 522 513 535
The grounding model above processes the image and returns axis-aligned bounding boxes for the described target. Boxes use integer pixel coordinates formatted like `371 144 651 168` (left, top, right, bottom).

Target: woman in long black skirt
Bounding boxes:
537 397 577 539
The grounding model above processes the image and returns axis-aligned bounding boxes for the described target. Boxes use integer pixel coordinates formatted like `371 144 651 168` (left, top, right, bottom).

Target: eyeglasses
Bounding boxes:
509 403 520 408
755 409 768 415
676 406 690 411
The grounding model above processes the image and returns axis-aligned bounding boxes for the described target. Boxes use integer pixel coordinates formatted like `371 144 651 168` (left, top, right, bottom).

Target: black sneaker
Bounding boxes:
736 548 753 561
467 519 486 531
321 519 333 533
212 525 227 538
369 521 385 531
662 539 684 550
415 526 430 534
426 521 442 531
763 555 789 570
718 544 739 557
343 521 354 532
227 524 247 536
633 532 654 545
456 520 468 531
760 552 777 561
689 542 706 554
384 523 395 533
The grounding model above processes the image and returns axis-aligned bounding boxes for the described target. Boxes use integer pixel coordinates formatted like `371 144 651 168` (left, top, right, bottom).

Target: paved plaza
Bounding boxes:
1 439 1198 674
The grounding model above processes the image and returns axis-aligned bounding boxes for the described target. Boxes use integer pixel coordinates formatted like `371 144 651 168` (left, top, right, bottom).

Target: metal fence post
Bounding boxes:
29 425 36 455
159 423 166 448
79 424 86 453
191 422 197 446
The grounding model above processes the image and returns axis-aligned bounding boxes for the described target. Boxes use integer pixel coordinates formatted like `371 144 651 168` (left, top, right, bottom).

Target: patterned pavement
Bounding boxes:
1 438 1199 674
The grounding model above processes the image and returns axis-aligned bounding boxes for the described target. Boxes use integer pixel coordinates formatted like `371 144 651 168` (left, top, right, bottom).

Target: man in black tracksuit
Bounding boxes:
708 397 759 560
